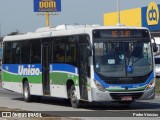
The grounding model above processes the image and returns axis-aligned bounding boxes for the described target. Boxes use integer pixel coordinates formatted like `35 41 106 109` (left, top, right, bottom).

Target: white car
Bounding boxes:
155 56 160 77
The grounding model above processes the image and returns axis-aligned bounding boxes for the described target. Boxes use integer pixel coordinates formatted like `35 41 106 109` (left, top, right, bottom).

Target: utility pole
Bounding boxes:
117 0 121 26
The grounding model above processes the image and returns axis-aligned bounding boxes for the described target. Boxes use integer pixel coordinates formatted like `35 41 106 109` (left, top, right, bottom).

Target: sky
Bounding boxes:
0 0 160 36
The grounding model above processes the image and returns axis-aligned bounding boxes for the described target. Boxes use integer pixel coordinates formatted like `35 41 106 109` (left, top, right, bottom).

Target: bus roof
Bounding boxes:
3 25 149 42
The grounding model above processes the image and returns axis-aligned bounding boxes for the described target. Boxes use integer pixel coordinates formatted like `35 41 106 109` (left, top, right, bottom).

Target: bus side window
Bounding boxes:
10 42 21 64
15 44 21 63
53 43 65 63
30 40 41 63
66 48 71 63
52 36 77 65
31 51 40 63
21 41 30 64
66 36 77 65
3 42 11 64
71 46 77 64
66 46 76 64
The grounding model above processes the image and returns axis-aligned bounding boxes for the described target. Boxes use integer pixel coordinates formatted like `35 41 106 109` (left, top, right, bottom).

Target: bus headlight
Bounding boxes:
146 78 156 90
155 66 160 73
94 80 106 91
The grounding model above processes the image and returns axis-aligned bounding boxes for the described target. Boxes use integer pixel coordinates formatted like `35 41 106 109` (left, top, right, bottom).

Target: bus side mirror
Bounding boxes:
87 46 92 56
152 43 158 52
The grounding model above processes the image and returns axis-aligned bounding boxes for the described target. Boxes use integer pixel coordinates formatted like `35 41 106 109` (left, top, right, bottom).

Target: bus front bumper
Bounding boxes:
91 87 155 102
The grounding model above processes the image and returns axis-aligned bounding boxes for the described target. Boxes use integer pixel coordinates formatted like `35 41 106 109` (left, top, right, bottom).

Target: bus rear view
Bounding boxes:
92 28 156 105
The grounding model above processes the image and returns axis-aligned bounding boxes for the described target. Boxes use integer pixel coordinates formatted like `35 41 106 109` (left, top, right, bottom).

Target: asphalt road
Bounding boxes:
0 82 160 119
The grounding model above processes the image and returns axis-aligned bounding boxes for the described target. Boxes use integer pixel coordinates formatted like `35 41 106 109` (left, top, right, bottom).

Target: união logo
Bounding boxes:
18 65 40 76
147 2 159 25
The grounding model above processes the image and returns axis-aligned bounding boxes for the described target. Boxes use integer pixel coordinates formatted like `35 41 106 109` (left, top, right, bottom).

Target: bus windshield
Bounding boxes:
93 30 153 77
93 41 152 77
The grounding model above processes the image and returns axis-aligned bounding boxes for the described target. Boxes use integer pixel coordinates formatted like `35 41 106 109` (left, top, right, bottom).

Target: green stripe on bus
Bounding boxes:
2 71 79 85
2 71 42 83
50 72 79 86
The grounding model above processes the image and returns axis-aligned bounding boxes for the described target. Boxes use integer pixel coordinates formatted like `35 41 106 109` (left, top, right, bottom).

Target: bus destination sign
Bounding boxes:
34 0 61 12
112 30 131 37
93 29 149 38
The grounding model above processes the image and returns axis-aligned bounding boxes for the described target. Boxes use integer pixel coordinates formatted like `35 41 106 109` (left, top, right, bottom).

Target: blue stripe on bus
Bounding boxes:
2 64 78 74
94 71 154 89
50 64 78 74
2 64 42 74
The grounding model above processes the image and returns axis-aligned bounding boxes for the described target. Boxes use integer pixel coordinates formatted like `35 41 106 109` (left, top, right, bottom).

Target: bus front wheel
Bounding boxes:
70 85 80 108
23 81 32 102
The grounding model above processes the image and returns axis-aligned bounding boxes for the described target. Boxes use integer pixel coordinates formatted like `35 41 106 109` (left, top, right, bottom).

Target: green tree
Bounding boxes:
8 30 19 36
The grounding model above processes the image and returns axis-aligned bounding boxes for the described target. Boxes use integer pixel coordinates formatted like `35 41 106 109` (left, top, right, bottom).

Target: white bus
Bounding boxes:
2 25 157 108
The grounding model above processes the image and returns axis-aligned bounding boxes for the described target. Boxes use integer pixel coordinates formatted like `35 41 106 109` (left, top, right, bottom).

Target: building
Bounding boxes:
104 2 160 51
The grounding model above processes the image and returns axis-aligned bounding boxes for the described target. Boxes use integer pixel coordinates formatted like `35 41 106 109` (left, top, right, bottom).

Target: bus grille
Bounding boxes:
110 92 143 100
103 78 147 84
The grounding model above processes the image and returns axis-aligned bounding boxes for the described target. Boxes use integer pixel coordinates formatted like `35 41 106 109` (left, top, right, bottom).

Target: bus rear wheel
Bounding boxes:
70 85 80 108
23 81 32 102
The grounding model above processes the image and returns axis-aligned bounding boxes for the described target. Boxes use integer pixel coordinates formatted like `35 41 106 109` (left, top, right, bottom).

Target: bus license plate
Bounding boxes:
121 96 132 101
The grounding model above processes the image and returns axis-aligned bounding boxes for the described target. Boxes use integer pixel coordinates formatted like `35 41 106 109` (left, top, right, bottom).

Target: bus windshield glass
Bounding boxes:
93 29 153 77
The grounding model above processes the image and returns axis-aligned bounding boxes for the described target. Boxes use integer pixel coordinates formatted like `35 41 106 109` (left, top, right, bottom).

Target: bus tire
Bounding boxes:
23 81 32 102
70 85 80 108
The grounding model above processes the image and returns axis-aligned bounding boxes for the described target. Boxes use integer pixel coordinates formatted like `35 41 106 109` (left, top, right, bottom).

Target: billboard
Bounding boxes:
142 2 160 31
104 8 142 27
104 2 160 32
34 0 61 12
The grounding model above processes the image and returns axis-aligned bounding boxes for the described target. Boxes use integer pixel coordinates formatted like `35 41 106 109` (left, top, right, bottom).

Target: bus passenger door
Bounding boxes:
41 43 50 95
78 38 90 100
